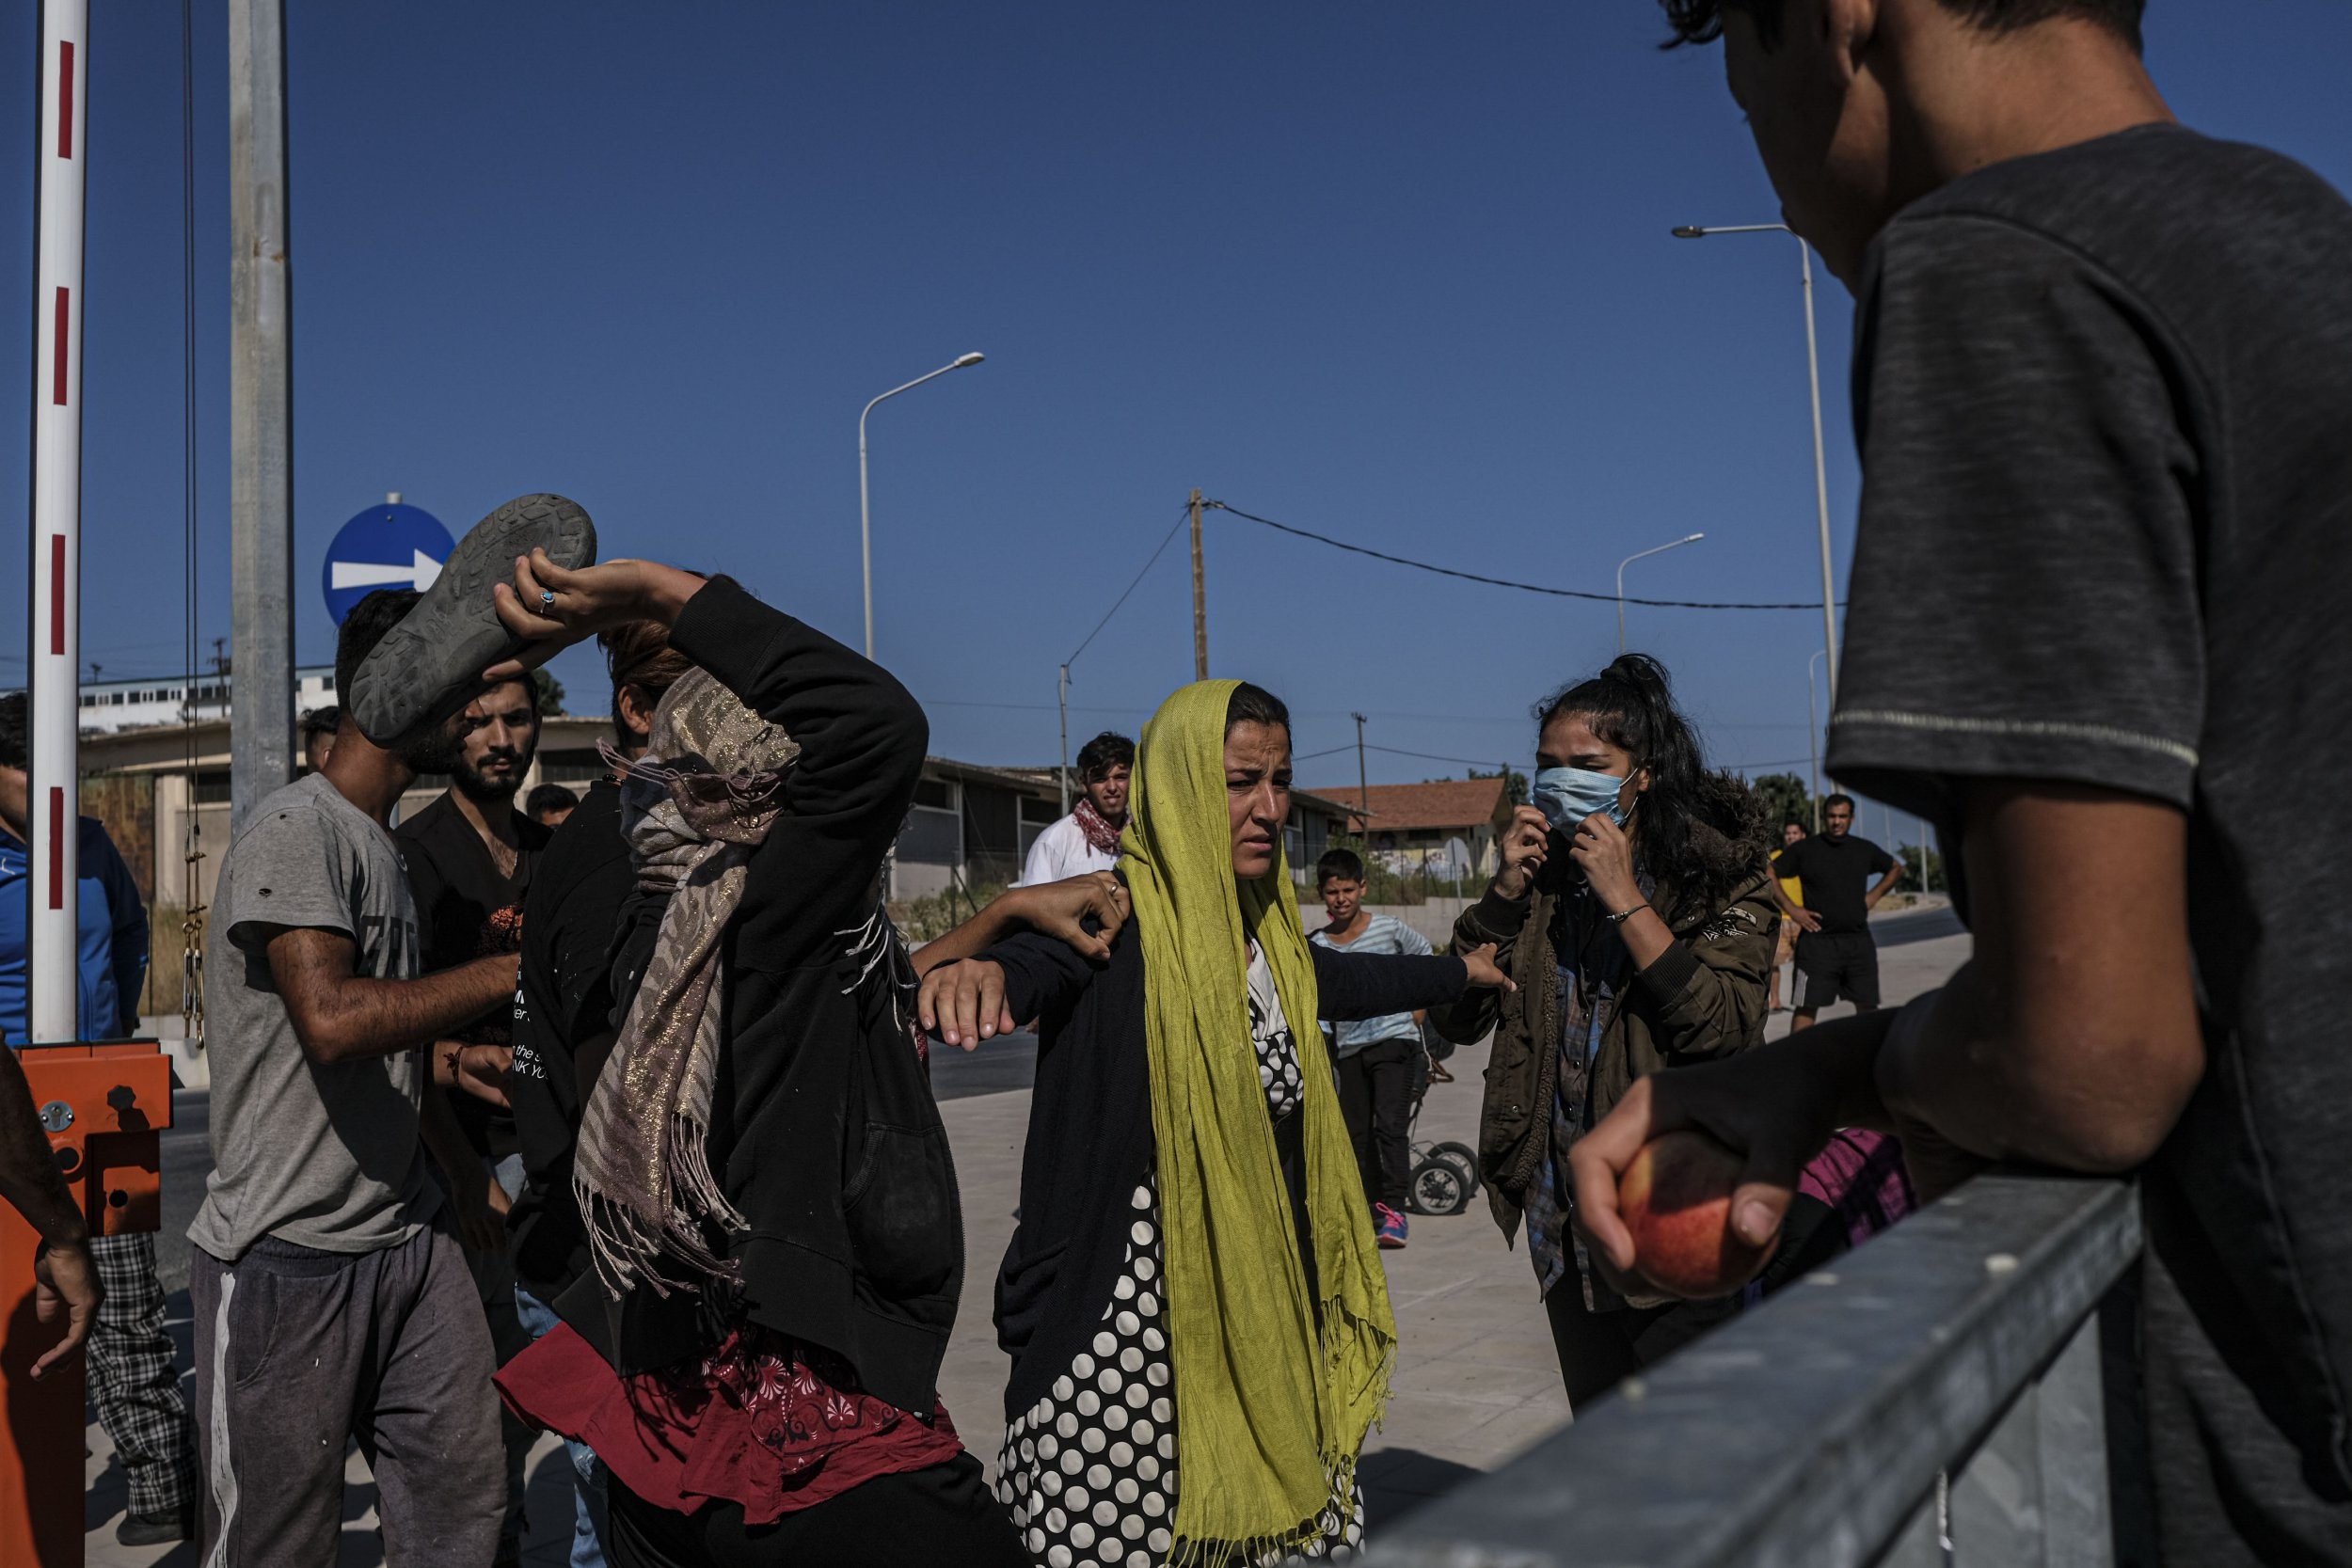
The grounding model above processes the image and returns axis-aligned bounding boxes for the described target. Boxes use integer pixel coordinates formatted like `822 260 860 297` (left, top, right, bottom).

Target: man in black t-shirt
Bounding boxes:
1773 794 1900 1029
395 675 550 1568
1575 4 2352 1561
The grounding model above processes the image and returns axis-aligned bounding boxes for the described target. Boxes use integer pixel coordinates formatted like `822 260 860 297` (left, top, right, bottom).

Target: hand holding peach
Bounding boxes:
1616 1129 1780 1298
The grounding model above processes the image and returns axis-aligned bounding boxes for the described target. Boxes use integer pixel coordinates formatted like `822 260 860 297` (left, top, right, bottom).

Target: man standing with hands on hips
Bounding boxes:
1773 794 1900 1031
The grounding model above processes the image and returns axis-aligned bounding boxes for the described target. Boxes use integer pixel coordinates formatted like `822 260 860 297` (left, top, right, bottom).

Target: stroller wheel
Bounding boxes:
1432 1142 1479 1191
1409 1157 1472 1217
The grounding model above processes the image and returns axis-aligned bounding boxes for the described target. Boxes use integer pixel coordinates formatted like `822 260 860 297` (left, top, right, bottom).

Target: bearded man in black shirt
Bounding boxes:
1576 2 2352 1562
396 674 551 1568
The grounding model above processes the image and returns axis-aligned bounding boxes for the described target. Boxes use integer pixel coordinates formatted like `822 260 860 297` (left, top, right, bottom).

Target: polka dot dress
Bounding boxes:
996 945 1366 1566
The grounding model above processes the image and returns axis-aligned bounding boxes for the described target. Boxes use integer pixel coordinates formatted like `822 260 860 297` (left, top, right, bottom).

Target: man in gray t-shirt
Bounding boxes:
1578 5 2352 1562
191 772 437 1259
190 590 522 1564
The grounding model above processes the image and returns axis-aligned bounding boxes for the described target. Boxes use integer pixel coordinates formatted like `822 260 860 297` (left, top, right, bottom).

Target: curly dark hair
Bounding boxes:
1074 730 1136 783
1535 653 1716 900
1659 0 2143 53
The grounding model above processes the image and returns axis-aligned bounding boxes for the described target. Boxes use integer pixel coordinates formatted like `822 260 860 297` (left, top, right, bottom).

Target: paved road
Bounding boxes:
1877 904 1963 946
155 1030 1041 1293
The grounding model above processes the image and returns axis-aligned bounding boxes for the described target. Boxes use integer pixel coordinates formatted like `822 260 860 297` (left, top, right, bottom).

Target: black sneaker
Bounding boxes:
348 492 596 743
117 1506 195 1546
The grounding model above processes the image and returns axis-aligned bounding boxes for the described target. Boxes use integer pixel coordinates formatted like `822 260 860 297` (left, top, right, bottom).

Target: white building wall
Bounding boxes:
58 666 339 735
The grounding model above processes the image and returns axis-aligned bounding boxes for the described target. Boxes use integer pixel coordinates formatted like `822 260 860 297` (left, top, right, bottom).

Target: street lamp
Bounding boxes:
859 352 986 659
1806 647 1828 829
1671 223 1840 701
1616 532 1706 652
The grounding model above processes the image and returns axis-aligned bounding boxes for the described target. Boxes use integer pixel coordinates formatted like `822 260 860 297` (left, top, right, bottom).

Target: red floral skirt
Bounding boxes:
497 1320 964 1527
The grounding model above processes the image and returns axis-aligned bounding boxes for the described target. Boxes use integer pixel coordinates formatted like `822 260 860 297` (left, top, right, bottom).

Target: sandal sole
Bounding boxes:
348 493 596 742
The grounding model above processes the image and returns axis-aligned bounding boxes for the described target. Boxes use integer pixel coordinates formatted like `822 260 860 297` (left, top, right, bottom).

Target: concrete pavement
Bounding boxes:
86 923 1970 1564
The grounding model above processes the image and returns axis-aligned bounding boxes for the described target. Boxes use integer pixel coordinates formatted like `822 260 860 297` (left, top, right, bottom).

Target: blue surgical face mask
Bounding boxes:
1532 765 1634 832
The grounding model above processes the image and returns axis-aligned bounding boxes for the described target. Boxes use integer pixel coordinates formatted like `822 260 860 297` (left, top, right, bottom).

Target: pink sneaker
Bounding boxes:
1375 1203 1408 1249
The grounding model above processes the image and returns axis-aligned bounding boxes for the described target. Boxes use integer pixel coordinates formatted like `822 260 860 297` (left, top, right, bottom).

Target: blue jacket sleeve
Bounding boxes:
84 821 148 1037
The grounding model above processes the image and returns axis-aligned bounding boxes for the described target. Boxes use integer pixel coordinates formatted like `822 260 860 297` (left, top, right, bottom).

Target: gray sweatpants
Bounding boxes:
192 1224 504 1566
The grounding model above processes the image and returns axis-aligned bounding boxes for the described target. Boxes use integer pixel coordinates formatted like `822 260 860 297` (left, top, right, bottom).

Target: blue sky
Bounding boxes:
7 2 2350 844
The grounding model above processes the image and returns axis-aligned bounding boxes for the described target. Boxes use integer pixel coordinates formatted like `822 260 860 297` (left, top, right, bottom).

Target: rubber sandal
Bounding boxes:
348 493 596 742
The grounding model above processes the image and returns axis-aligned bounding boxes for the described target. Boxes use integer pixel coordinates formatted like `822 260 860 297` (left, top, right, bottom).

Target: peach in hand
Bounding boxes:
1617 1129 1779 1298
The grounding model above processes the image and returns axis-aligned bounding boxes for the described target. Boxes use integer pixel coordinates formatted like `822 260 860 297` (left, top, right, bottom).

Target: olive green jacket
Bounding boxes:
1430 778 1778 1244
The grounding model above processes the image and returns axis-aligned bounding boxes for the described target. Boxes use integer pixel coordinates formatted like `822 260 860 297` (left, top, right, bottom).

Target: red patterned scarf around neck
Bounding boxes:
1073 795 1126 856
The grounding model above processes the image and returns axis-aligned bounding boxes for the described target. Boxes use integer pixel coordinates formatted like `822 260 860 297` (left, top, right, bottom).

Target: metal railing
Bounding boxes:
1368 1174 2142 1568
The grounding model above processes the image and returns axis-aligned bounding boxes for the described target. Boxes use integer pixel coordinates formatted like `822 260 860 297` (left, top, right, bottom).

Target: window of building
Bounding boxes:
898 801 961 866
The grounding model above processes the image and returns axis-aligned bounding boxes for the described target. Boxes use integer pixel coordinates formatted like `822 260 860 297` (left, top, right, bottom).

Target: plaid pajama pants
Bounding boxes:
90 1230 198 1518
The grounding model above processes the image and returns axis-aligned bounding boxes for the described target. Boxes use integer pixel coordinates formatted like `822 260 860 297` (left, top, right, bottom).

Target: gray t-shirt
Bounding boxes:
189 773 439 1260
1827 126 2352 1559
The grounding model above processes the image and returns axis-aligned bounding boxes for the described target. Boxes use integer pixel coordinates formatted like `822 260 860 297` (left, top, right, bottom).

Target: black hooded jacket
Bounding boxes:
1430 770 1779 1246
553 578 958 1417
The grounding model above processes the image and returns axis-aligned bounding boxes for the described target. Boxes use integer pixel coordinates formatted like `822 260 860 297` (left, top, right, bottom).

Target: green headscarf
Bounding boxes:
1120 680 1395 1560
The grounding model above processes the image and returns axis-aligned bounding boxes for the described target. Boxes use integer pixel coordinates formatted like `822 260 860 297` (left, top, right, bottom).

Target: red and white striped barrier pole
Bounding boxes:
27 0 88 1045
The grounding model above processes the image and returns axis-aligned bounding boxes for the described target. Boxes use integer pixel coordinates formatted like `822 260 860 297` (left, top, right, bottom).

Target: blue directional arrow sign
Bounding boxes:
322 501 455 624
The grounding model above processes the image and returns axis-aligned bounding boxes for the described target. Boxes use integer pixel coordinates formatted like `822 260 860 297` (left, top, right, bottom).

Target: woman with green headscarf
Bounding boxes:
921 681 1507 1566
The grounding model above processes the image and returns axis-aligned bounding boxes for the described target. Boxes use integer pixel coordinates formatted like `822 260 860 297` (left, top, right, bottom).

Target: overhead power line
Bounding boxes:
1367 742 1512 769
1203 499 1840 612
1066 505 1194 667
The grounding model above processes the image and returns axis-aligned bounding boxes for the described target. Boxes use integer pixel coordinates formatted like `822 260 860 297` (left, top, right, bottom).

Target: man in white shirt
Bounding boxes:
1018 730 1133 886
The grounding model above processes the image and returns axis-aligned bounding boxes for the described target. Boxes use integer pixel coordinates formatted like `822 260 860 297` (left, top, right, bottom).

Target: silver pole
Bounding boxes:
1670 224 1842 703
1798 240 1840 702
857 411 874 661
1806 649 1826 832
1615 533 1707 653
27 0 90 1043
1057 663 1072 816
230 0 294 833
858 352 983 661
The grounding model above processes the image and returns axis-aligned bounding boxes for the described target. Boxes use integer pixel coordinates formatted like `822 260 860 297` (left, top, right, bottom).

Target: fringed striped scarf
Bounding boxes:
573 669 801 1294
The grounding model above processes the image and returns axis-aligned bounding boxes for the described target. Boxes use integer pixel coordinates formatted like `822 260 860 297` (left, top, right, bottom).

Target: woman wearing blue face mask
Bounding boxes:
1430 653 1781 1405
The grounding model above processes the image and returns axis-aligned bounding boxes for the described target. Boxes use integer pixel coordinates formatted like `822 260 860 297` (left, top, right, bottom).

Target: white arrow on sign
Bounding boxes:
330 549 444 593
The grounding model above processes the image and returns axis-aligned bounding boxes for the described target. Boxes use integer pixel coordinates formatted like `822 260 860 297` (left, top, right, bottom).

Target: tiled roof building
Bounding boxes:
1311 776 1515 879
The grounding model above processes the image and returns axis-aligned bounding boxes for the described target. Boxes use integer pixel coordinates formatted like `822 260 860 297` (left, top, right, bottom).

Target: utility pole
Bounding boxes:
1353 713 1370 838
230 0 294 833
1189 488 1208 682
